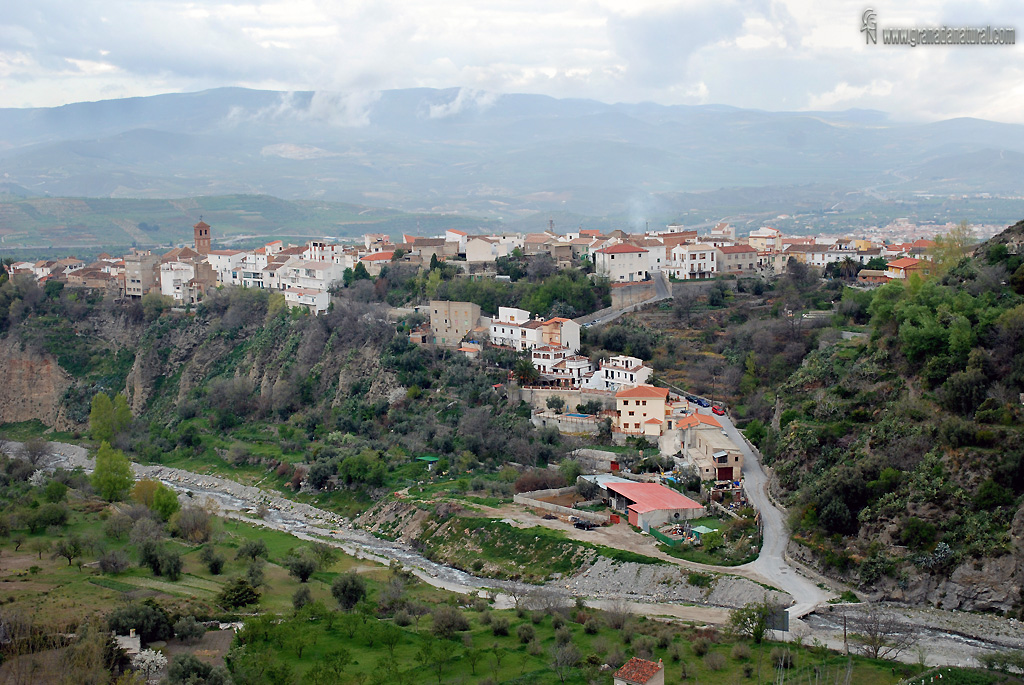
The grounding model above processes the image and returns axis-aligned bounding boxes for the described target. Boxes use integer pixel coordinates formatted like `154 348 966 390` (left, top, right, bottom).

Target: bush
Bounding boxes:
107 602 172 643
217 578 260 609
166 654 228 685
173 616 206 645
431 605 470 638
490 616 510 636
479 609 492 626
731 643 752 660
394 610 412 627
692 637 711 656
292 586 312 611
584 618 601 635
171 506 212 543
771 648 794 669
517 624 535 644
235 539 269 562
331 572 366 611
98 550 131 574
158 549 183 581
200 547 225 575
286 555 317 583
555 627 572 646
704 652 727 671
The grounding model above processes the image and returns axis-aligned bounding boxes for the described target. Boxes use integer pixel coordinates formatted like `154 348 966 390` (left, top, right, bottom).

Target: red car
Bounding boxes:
711 405 725 416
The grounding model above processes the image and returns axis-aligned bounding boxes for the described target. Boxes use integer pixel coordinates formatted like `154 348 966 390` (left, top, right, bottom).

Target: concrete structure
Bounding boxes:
615 384 669 436
747 227 783 252
284 287 330 315
594 243 649 282
666 244 717 280
123 251 159 299
606 482 704 531
886 257 928 280
359 251 394 277
583 355 653 392
679 414 743 481
718 244 759 275
429 300 481 346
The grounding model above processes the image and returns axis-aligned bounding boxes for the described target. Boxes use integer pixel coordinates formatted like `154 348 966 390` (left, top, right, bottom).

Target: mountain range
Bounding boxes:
2 87 1024 228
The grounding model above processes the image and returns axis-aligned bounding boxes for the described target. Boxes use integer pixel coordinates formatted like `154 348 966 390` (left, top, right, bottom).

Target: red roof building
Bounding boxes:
605 482 703 530
614 657 665 685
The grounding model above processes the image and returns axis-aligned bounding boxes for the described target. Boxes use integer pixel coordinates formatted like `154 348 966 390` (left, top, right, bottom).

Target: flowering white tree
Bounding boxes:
131 649 168 681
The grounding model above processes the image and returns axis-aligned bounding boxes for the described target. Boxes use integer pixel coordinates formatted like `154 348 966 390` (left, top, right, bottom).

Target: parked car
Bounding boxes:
696 398 711 408
574 520 597 530
711 405 725 416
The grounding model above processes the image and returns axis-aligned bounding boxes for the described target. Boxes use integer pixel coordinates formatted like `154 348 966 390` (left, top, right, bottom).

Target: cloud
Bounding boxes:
0 0 1021 123
427 88 498 119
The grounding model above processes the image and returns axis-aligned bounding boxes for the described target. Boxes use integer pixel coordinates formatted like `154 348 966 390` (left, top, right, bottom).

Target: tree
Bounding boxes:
929 220 976 275
43 479 68 503
91 442 132 501
286 555 317 583
131 479 161 507
549 643 581 683
848 604 920 660
513 357 539 385
170 506 212 543
546 395 565 413
331 571 366 611
173 616 206 644
52 536 84 567
112 393 132 437
131 649 168 680
236 539 268 562
166 654 228 685
151 485 181 521
89 393 114 442
352 262 371 281
729 597 782 644
107 602 173 642
379 622 402 659
217 578 260 609
22 436 49 466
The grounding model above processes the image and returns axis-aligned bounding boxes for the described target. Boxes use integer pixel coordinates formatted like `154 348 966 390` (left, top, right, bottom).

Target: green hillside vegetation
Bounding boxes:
756 239 1024 593
0 193 492 255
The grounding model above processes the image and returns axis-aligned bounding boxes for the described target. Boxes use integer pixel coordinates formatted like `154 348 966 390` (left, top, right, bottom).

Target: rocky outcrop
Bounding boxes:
0 336 78 431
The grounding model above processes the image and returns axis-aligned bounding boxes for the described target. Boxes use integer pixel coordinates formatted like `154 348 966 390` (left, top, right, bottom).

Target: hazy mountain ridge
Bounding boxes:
1 87 1022 219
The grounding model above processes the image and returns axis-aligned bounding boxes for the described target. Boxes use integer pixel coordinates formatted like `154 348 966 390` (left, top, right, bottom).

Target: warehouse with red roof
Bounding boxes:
605 481 704 531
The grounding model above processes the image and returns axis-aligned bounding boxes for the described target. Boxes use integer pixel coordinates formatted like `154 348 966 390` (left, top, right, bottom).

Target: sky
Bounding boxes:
1 0 1022 122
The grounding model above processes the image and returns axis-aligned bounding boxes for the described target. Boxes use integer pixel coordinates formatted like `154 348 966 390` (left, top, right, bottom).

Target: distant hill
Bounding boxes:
0 194 492 253
1 87 1023 223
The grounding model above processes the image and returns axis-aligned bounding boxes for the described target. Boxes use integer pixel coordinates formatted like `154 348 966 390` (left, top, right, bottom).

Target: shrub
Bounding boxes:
235 539 268 562
158 549 183 581
292 586 312 611
98 550 131 574
692 637 711 656
431 605 470 639
171 506 212 543
166 654 228 685
528 640 543 656
286 555 317 583
555 627 572 646
200 547 225 575
517 624 535 643
394 610 412 627
217 578 260 609
173 616 206 645
331 572 366 611
490 616 510 636
106 602 172 643
705 652 726 671
479 609 492 626
771 648 794 669
584 618 600 635
551 613 566 630
731 643 752 660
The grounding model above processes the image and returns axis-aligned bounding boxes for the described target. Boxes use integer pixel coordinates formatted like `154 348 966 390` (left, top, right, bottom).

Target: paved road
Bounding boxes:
16 439 1018 666
696 407 835 618
577 273 672 328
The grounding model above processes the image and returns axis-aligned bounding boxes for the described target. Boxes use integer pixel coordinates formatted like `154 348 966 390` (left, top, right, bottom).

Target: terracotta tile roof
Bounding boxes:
614 658 665 684
615 384 669 399
677 414 722 430
595 244 648 255
447 229 468 236
887 257 921 268
719 245 757 254
361 252 394 261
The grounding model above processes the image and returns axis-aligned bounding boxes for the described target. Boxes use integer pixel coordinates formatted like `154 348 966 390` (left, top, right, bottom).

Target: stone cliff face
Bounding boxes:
0 336 79 431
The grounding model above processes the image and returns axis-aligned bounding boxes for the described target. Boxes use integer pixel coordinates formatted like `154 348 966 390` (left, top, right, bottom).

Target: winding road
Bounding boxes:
14 439 1015 666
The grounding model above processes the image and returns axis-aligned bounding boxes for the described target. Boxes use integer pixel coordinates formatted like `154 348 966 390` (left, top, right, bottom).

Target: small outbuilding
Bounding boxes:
605 482 704 531
614 657 665 685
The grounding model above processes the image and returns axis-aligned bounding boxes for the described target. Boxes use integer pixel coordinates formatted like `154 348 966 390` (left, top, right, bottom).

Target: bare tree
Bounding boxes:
21 437 49 466
848 605 919 661
550 643 581 683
